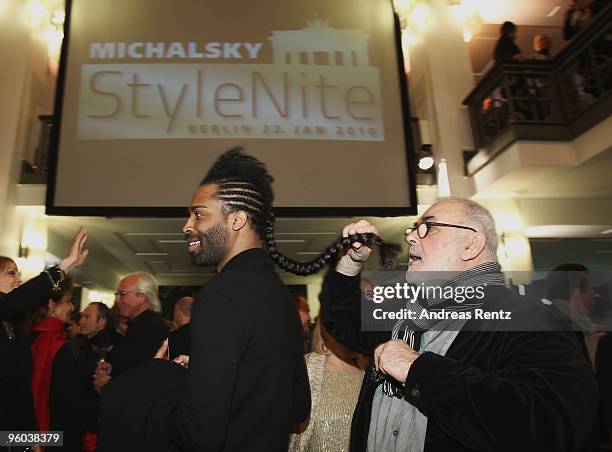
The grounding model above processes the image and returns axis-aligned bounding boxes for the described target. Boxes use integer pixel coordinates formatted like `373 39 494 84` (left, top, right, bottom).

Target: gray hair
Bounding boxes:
440 197 499 260
125 272 161 313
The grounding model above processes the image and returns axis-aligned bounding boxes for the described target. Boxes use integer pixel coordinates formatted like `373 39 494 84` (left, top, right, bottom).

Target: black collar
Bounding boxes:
129 308 156 326
220 248 274 274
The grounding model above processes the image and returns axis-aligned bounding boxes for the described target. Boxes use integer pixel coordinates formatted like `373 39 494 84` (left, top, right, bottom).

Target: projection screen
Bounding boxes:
47 0 417 216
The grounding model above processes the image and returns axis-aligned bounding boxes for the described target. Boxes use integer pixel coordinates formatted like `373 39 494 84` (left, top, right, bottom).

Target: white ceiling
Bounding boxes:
45 212 417 290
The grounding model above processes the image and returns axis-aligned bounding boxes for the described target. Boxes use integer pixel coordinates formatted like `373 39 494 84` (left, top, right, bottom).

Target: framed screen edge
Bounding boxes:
45 1 418 218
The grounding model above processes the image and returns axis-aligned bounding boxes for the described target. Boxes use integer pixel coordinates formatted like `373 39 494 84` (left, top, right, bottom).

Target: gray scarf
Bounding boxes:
381 262 506 398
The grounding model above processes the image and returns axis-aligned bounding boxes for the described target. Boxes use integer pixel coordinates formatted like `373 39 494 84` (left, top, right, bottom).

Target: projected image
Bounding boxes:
49 0 416 214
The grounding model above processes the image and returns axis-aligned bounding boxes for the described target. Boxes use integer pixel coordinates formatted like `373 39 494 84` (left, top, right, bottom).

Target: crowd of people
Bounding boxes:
0 148 611 452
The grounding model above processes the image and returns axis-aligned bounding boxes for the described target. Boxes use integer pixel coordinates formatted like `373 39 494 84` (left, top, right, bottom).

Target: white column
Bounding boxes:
407 0 476 198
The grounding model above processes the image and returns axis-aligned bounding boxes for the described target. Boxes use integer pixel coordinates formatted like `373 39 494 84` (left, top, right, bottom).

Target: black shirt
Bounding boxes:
169 248 310 451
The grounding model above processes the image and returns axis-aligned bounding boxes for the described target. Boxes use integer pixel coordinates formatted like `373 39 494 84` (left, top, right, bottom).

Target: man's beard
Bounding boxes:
187 221 229 267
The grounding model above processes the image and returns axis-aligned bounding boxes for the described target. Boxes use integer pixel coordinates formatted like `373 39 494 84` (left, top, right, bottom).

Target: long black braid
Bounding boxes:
264 212 402 276
204 147 402 276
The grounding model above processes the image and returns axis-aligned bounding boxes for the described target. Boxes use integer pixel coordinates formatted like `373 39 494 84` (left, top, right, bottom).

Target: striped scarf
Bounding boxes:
381 262 506 397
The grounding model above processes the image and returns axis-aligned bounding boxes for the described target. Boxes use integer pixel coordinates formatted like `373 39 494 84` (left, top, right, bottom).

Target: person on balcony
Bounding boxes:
563 0 608 40
494 21 525 64
532 32 553 60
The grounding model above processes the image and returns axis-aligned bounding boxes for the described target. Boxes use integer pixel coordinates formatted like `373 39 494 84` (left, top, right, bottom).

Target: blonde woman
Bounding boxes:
290 318 366 452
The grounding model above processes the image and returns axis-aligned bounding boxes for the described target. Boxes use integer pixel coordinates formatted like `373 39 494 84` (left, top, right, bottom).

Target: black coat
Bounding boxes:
49 329 122 451
108 309 169 377
0 273 52 432
98 359 187 452
319 270 598 452
99 248 310 452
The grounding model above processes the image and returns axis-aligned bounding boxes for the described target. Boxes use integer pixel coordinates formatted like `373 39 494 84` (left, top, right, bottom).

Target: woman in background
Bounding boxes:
29 276 75 433
0 228 88 432
289 318 366 452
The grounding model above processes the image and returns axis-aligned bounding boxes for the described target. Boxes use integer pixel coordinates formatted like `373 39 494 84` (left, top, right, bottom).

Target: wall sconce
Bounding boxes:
415 144 436 185
18 243 30 259
417 144 435 171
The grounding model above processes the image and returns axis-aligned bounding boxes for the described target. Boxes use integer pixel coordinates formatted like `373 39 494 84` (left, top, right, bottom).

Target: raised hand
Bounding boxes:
336 220 379 276
59 227 89 273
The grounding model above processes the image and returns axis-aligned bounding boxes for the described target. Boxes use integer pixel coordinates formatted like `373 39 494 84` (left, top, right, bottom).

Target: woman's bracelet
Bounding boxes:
45 265 65 292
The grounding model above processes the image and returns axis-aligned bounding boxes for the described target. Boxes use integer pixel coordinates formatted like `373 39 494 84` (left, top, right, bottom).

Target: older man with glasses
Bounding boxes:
319 197 597 452
93 272 169 391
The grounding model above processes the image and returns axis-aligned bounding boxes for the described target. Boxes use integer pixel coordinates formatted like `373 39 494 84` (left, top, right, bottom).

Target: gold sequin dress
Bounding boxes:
308 367 363 451
289 353 364 452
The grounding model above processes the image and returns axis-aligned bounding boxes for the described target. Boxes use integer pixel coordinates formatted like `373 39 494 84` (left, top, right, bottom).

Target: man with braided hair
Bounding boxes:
172 147 311 450
99 148 310 452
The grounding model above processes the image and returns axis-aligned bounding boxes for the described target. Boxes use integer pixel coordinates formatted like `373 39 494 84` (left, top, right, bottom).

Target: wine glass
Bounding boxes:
92 344 114 363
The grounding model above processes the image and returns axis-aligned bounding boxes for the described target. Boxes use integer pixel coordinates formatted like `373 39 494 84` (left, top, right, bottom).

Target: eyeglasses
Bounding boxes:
114 289 143 299
410 220 477 239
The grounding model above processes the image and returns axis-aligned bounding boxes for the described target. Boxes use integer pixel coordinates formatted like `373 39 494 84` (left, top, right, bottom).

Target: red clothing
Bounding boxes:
30 317 65 432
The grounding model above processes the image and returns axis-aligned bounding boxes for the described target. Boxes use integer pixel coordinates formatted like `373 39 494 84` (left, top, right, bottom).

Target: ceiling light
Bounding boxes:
602 228 612 235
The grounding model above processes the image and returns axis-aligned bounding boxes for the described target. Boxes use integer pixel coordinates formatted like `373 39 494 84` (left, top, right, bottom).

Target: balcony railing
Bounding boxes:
463 3 612 174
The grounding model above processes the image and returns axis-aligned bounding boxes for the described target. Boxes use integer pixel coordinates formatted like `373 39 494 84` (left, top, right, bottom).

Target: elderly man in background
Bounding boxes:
94 272 168 390
320 197 598 451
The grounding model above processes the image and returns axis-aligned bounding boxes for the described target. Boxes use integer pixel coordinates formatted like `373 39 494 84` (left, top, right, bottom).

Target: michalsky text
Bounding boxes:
89 42 264 60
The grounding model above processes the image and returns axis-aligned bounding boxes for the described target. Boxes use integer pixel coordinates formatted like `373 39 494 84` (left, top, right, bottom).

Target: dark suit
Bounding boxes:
108 309 168 377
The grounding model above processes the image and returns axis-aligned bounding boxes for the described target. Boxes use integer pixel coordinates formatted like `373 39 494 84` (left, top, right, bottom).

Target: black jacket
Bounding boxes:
168 323 190 359
109 309 168 377
49 329 122 451
99 249 310 452
98 359 187 452
168 248 310 452
0 273 52 432
320 270 598 452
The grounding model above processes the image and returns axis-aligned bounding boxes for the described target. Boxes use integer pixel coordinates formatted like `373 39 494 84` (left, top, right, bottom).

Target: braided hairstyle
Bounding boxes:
201 147 274 238
265 212 402 275
204 147 402 275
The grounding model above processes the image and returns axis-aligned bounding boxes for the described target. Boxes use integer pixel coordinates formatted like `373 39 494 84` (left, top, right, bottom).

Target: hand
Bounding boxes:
93 361 112 393
96 361 112 374
59 227 89 273
374 340 420 384
336 220 379 276
154 339 169 359
173 354 190 369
